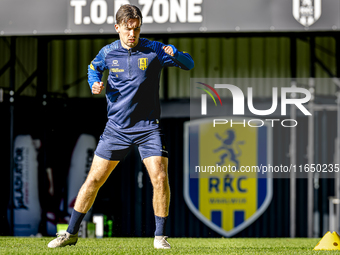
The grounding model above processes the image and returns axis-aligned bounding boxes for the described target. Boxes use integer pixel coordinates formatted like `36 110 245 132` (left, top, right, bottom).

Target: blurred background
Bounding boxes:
0 0 340 238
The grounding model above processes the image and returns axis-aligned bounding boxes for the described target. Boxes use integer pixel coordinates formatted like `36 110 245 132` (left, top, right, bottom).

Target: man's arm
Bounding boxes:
143 39 194 70
88 47 108 93
163 45 194 70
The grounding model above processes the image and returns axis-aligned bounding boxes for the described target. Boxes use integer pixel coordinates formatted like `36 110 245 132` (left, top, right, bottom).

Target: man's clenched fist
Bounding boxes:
163 46 174 56
92 82 104 94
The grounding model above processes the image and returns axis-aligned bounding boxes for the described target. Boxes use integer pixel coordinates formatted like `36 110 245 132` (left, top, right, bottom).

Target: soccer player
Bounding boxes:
48 4 194 249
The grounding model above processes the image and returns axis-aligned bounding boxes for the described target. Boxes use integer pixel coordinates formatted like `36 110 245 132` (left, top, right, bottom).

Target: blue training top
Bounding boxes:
88 38 194 131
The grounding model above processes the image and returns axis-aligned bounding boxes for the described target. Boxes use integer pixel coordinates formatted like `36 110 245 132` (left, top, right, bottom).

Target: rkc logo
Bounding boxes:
184 117 273 237
138 58 148 70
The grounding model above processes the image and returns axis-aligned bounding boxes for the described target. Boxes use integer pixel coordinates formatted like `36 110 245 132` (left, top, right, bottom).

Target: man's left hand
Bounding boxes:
163 46 174 56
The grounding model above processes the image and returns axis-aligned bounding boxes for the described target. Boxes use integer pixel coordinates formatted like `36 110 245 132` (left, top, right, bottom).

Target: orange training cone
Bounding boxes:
314 231 340 250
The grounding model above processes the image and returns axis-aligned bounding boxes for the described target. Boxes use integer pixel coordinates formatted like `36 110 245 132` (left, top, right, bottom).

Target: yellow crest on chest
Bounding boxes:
138 58 148 70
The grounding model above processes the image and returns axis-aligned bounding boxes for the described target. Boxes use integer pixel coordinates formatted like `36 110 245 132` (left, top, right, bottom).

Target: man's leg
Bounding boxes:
48 155 118 248
143 156 171 249
67 155 119 233
74 155 119 213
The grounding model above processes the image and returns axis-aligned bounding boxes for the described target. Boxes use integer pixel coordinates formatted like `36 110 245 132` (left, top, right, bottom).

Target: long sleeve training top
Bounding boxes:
88 38 194 131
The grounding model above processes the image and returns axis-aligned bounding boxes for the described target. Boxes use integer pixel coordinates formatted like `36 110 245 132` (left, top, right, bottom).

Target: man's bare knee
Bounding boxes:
151 171 168 189
157 171 167 182
82 156 119 189
84 175 105 189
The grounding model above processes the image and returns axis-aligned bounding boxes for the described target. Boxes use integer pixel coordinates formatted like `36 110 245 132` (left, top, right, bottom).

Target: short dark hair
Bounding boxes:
116 4 143 26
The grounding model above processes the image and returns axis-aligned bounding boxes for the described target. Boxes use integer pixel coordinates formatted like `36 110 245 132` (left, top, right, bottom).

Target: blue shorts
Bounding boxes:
95 125 168 161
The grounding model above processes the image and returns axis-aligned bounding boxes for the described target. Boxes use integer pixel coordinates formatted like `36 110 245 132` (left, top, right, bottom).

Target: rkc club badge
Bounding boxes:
184 117 273 237
292 0 322 27
138 58 148 70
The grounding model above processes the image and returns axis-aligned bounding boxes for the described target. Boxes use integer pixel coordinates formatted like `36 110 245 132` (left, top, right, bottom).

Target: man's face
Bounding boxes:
115 18 141 49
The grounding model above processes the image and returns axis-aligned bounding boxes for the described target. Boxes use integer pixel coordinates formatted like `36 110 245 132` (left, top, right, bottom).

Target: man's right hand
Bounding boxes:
92 82 104 94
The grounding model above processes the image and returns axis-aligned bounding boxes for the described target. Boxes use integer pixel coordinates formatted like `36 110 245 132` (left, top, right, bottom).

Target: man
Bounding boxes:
48 4 194 249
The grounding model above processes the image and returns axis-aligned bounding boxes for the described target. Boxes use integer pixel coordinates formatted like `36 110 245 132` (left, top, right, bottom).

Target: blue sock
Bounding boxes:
154 215 167 236
67 209 86 235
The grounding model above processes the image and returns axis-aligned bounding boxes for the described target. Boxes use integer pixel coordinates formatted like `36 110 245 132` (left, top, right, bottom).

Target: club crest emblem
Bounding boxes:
292 0 322 27
138 58 148 70
184 117 273 237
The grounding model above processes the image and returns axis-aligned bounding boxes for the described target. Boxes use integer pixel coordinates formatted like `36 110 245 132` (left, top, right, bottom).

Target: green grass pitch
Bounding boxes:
0 237 337 254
